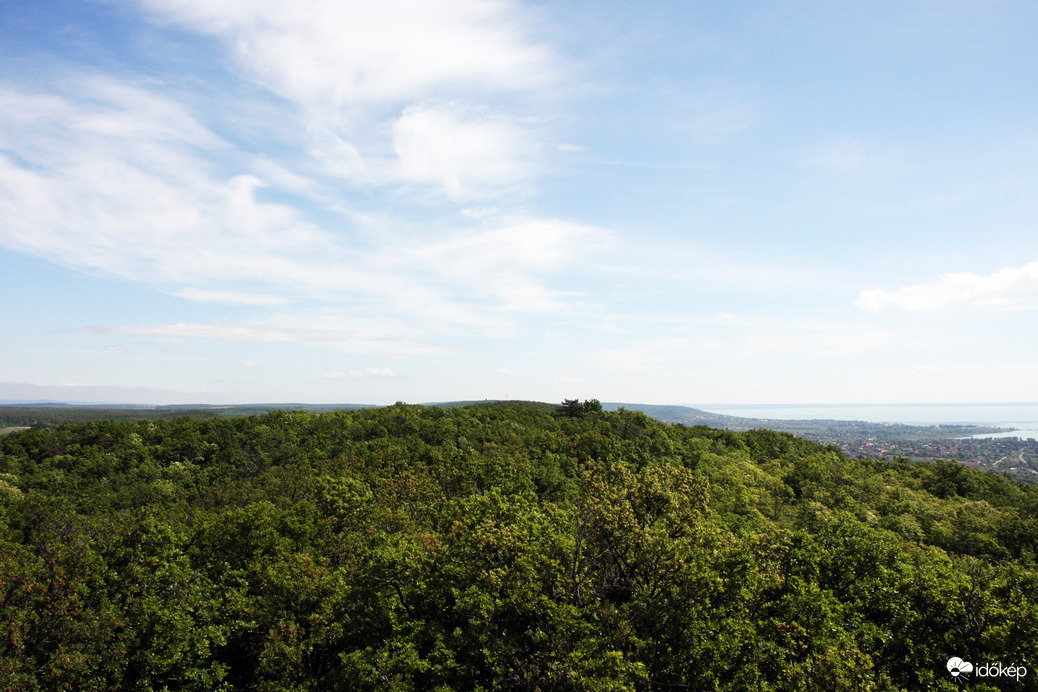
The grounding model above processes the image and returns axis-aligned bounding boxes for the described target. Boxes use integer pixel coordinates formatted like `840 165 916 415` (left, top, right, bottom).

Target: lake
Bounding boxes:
695 403 1038 440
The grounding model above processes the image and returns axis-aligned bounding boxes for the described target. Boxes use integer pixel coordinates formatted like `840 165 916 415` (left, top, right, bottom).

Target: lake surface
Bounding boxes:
964 430 1038 441
696 403 1038 440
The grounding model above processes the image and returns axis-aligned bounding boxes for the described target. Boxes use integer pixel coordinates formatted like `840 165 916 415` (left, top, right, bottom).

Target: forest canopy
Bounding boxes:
1 403 1035 690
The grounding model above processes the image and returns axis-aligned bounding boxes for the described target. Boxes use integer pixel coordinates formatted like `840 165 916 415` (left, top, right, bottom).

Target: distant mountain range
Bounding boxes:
1 398 1012 436
0 398 786 431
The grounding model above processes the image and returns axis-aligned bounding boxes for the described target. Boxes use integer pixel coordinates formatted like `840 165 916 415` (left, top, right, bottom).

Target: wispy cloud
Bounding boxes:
386 220 613 314
0 0 615 361
0 71 609 347
857 261 1038 312
323 368 397 379
74 313 451 356
801 137 905 177
175 289 291 306
0 79 333 292
134 0 556 199
664 88 758 144
138 0 555 104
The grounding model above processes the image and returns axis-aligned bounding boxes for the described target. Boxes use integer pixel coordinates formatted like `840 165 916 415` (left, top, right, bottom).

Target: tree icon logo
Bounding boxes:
947 657 974 680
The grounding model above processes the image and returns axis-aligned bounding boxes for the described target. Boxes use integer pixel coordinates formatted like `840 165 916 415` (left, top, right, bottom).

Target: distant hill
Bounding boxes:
601 402 756 427
0 403 376 428
0 398 985 432
0 399 744 429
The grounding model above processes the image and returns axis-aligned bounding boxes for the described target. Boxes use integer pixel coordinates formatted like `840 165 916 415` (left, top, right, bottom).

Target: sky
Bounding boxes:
2 0 1038 406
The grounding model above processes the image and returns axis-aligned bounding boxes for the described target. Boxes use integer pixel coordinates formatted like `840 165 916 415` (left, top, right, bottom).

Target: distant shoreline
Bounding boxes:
696 403 1038 427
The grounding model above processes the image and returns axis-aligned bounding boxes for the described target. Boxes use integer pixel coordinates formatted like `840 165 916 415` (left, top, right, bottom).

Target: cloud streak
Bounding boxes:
0 0 615 369
74 313 449 356
0 79 333 290
135 0 555 199
323 368 397 379
138 0 555 105
0 72 608 352
857 261 1038 312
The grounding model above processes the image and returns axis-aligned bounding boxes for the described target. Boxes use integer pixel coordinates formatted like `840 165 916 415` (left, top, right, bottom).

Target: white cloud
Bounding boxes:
0 2 623 374
856 261 1038 312
392 103 533 199
387 219 612 313
134 0 556 198
138 0 554 106
175 289 290 305
323 368 397 379
0 78 603 340
74 313 449 356
0 80 333 291
0 79 223 154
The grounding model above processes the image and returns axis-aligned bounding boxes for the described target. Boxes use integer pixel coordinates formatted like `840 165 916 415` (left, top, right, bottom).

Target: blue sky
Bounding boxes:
2 0 1037 405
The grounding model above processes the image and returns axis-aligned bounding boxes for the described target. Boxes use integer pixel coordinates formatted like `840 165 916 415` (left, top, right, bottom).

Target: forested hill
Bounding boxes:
0 400 745 430
601 402 760 427
1 403 1036 689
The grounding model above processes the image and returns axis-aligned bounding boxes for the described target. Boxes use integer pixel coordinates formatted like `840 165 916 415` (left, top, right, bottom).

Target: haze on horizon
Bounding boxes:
2 1 1038 407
